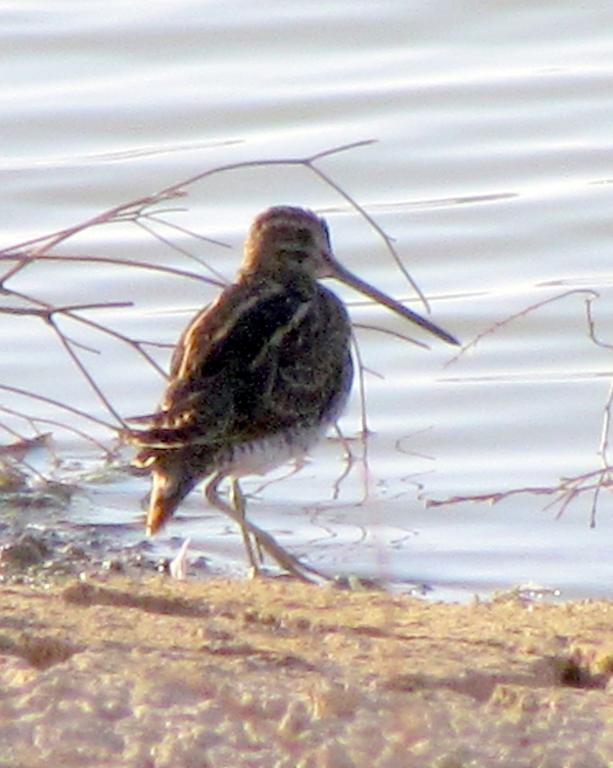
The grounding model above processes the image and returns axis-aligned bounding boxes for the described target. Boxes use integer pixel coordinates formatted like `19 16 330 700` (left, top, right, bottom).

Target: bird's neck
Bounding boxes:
237 264 317 293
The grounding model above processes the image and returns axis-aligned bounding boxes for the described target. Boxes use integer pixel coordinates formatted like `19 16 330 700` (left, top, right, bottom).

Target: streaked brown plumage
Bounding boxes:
126 206 457 579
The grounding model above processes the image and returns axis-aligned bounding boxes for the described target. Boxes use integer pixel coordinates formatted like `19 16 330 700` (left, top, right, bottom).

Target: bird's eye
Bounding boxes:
295 227 313 246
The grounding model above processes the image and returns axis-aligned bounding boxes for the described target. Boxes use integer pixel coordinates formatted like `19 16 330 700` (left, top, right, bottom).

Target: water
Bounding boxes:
2 1 613 599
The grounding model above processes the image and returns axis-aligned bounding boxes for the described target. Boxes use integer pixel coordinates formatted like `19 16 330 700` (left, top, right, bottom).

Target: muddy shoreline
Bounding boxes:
0 570 611 767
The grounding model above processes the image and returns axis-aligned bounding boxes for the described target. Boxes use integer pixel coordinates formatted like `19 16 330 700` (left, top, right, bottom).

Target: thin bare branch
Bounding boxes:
1 141 454 517
134 218 231 284
0 405 112 458
2 253 224 287
352 321 429 349
586 294 613 352
445 288 599 367
141 212 232 250
598 383 613 466
0 384 120 432
47 318 126 427
307 163 430 312
350 330 370 436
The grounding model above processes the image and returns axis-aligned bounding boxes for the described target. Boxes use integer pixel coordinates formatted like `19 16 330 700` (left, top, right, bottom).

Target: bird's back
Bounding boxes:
131 271 353 481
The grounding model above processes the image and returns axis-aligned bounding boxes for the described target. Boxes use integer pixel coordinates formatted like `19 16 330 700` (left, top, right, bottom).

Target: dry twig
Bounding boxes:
1 141 434 492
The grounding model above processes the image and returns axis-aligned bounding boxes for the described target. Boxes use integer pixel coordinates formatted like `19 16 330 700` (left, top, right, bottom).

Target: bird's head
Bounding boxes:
240 206 333 280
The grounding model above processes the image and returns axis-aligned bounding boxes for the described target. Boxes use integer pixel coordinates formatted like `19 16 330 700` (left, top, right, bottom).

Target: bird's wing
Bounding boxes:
128 279 322 450
255 283 352 431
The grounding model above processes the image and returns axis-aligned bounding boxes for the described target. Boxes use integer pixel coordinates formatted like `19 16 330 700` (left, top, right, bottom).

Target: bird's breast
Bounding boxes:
218 422 328 479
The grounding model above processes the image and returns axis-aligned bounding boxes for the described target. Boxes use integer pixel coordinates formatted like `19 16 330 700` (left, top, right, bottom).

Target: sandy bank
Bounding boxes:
0 575 611 767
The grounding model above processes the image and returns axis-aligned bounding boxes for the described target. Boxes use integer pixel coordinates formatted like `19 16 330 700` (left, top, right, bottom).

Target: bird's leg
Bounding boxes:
229 477 263 576
204 474 258 575
228 477 260 578
204 472 326 583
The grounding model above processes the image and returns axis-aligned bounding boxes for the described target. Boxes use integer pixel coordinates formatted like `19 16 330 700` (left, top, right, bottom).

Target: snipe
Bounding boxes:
126 206 458 580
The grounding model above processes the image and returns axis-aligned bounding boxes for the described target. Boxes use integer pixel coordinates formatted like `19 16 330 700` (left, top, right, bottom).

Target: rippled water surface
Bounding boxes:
2 1 613 599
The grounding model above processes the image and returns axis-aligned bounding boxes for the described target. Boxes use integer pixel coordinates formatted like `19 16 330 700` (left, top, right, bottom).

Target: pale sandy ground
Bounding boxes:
0 575 611 768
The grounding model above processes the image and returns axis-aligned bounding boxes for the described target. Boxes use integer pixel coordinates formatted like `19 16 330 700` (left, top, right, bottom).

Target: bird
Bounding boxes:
125 206 458 580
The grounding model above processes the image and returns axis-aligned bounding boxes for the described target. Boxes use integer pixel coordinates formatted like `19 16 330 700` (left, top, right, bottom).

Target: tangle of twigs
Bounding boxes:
426 289 613 527
0 141 435 488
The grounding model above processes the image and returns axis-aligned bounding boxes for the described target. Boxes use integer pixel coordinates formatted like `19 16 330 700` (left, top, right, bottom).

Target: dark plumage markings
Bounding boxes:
132 276 352 536
125 206 457 580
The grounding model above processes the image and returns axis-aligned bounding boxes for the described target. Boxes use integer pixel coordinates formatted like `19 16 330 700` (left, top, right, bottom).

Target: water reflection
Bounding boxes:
1 1 613 598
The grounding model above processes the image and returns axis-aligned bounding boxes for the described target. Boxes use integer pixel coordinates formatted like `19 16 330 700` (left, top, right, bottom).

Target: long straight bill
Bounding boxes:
327 256 460 346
